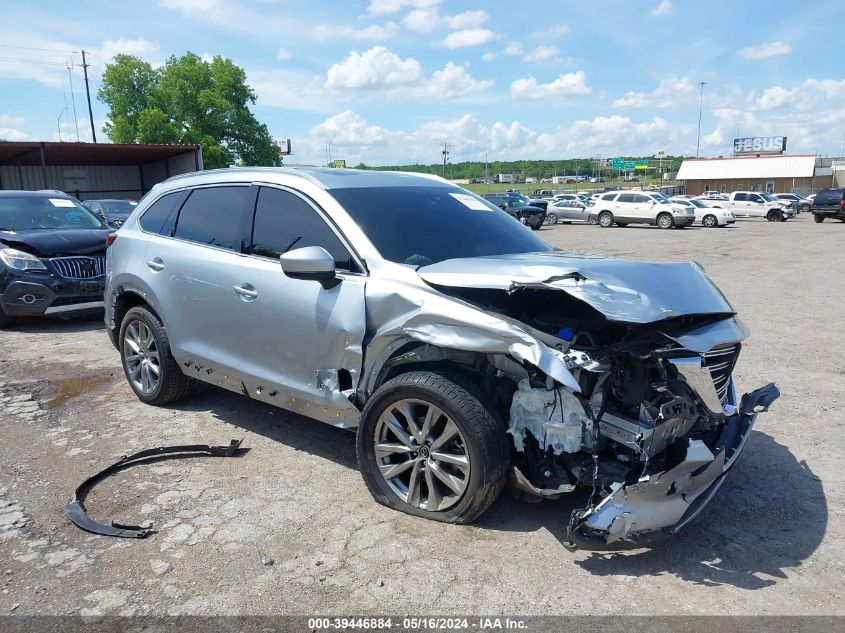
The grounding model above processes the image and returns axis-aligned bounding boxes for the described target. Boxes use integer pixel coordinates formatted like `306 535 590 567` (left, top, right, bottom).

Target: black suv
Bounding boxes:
0 191 111 327
810 188 845 223
482 194 545 230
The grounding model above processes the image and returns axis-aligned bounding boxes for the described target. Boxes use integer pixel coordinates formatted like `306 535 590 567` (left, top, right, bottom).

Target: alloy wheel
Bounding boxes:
373 398 470 512
123 319 161 395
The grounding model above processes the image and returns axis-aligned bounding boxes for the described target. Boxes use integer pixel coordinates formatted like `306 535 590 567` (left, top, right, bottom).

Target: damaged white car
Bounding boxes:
104 167 779 548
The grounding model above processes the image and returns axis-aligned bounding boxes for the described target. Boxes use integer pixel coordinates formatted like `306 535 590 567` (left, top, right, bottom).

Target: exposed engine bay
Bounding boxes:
417 277 780 548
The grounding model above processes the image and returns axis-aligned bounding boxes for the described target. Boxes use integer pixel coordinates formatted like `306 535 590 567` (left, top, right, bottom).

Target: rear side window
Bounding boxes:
138 192 182 235
251 187 356 271
174 186 250 252
601 193 617 201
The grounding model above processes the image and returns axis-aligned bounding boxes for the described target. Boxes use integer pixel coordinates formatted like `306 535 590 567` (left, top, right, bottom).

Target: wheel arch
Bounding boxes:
108 287 163 348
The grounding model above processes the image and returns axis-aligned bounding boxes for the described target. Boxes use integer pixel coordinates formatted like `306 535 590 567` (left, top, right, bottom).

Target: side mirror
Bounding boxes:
280 246 340 289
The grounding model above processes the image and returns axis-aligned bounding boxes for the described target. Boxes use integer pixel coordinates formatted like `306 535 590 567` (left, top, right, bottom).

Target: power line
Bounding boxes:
0 44 76 54
0 56 68 66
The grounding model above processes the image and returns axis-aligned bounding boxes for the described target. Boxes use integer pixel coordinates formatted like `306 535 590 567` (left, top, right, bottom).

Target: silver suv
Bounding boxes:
105 167 778 548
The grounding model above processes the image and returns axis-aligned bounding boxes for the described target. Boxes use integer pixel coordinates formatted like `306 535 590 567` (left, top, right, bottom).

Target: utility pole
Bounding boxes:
441 141 449 179
695 81 706 158
485 152 489 192
81 50 96 143
67 59 80 141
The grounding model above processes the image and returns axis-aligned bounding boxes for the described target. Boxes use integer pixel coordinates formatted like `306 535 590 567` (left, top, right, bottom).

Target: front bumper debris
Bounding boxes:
65 439 245 538
567 383 780 549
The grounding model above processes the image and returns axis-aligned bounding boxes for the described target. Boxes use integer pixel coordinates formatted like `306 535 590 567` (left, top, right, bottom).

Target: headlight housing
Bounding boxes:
0 248 48 271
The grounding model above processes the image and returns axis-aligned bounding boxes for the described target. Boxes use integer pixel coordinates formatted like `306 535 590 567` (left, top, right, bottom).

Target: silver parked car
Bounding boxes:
105 167 778 548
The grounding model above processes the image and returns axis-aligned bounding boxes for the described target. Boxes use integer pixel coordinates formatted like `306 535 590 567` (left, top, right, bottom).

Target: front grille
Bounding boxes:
49 256 106 279
702 344 741 405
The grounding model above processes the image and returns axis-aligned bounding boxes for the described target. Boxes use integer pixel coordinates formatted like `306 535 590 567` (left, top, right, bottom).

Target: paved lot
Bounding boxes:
0 213 842 616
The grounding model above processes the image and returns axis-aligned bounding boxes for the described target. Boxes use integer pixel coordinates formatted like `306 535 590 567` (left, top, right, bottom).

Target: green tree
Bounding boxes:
98 52 281 168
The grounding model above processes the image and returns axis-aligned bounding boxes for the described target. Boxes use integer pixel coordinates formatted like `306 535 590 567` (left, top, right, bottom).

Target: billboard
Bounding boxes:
733 136 787 155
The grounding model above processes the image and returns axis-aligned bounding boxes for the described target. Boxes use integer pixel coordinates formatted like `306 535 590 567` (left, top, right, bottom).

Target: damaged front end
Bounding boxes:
415 253 780 548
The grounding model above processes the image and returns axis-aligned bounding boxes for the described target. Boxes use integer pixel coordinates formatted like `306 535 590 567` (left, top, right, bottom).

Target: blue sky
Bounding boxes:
0 0 842 165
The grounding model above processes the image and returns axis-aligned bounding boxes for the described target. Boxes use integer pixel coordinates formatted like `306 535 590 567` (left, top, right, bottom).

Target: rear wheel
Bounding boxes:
357 371 509 524
119 306 194 405
657 213 673 229
703 214 718 228
598 211 614 228
544 212 558 225
813 214 824 223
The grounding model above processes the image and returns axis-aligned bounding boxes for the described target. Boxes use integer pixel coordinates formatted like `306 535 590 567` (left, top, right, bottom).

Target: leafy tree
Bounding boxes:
98 53 280 168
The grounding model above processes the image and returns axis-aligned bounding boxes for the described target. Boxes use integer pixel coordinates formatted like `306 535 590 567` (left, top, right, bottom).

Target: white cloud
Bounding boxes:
613 75 699 109
504 43 523 56
510 71 591 100
309 110 390 146
313 22 398 41
99 38 160 62
402 8 440 32
522 45 558 62
366 0 440 16
738 41 792 60
444 10 489 30
323 47 493 99
0 114 30 141
437 28 496 49
650 1 673 17
276 48 292 61
481 52 496 61
535 24 570 38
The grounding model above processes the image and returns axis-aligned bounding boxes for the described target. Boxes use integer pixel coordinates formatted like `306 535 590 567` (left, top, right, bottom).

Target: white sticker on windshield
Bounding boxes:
449 192 491 211
49 198 76 207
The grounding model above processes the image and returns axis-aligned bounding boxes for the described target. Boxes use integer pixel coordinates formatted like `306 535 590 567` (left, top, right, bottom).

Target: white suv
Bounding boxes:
591 191 695 229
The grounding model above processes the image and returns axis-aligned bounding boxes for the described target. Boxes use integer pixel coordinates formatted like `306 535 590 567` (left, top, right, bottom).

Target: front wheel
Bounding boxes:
119 306 194 405
766 210 780 222
703 214 718 227
598 211 614 228
357 371 509 524
657 213 673 229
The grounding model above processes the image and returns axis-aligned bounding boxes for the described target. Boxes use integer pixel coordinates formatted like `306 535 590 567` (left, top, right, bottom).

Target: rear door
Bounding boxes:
614 193 635 221
732 193 748 216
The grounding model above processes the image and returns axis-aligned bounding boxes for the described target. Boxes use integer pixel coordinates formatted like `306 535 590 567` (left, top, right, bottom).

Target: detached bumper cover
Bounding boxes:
567 383 780 549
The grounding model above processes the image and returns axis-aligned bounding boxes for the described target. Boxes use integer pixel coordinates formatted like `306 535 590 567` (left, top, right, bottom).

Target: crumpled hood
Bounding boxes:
0 228 110 256
417 251 735 324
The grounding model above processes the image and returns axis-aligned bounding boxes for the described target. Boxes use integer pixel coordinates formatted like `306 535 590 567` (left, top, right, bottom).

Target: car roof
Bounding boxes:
161 166 453 191
0 190 74 198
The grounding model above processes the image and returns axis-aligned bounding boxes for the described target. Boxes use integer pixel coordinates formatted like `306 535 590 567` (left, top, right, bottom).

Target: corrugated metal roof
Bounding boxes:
0 142 200 167
676 154 817 180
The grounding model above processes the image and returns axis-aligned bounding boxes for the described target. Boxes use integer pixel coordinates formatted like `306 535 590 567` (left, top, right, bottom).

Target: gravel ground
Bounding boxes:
0 213 842 616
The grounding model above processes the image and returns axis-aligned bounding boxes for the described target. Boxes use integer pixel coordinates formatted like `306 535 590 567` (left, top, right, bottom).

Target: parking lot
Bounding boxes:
0 213 842 616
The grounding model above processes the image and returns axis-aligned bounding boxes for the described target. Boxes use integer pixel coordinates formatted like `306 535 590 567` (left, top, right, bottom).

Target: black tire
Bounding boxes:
0 306 16 329
657 213 673 229
119 305 194 406
357 370 509 524
812 214 824 223
703 214 718 228
530 219 542 231
598 211 614 228
766 210 779 222
616 222 628 227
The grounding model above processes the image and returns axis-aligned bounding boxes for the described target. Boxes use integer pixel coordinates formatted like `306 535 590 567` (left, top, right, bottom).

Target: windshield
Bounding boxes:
330 186 551 266
760 193 778 202
650 193 671 203
671 199 691 206
0 196 105 231
99 200 137 217
689 199 707 207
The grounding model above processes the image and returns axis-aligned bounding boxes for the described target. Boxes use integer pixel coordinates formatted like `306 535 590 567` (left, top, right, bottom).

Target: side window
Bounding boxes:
251 187 356 272
601 193 617 201
748 194 762 203
139 191 182 235
733 193 746 201
617 193 635 203
173 186 250 251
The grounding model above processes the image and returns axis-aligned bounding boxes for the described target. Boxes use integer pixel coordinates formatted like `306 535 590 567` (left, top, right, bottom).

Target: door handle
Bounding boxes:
145 258 164 272
233 284 258 300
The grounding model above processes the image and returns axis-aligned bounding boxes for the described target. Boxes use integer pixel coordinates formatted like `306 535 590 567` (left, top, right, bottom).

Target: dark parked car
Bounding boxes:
0 190 110 327
83 199 138 228
810 188 845 223
482 194 545 229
